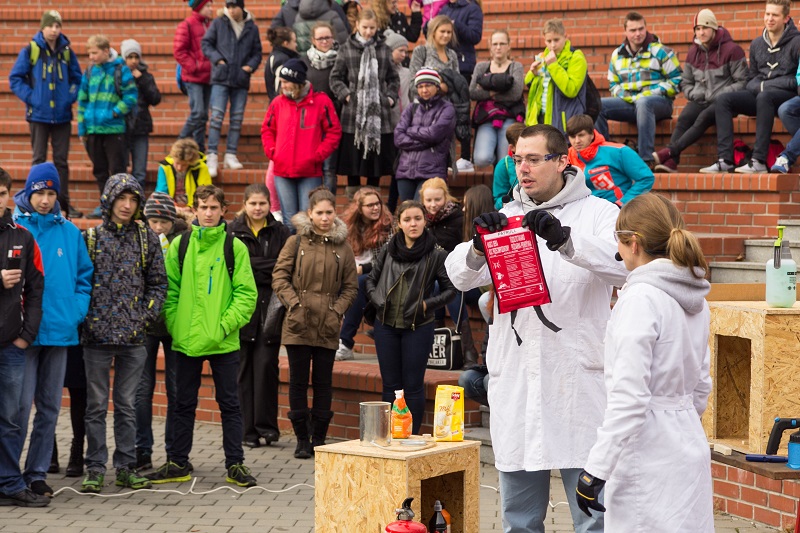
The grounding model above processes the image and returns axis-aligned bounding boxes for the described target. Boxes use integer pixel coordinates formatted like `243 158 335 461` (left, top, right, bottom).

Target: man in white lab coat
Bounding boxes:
445 124 629 533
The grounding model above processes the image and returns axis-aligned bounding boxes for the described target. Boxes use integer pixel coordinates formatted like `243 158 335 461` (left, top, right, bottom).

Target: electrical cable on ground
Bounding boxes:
51 478 314 498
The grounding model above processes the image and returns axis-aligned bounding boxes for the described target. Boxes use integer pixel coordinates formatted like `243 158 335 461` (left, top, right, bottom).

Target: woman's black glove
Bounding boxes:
472 212 508 253
576 470 606 517
522 210 571 251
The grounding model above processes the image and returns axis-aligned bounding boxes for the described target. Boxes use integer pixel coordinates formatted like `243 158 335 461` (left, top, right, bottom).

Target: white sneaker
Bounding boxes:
207 153 219 178
335 340 354 361
456 158 475 172
698 160 733 174
735 159 767 174
224 153 243 170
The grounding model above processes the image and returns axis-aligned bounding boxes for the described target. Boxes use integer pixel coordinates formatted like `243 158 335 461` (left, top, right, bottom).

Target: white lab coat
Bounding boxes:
445 170 629 472
584 259 714 532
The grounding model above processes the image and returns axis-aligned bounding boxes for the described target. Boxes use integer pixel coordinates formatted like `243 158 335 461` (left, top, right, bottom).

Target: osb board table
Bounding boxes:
314 439 480 533
704 301 800 455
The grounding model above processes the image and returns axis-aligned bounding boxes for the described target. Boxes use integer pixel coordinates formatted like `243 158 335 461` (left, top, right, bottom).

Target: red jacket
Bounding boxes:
261 84 342 178
174 12 212 84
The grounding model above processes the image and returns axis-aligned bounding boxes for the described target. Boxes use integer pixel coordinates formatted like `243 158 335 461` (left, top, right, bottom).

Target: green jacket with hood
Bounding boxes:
524 40 587 128
164 221 257 356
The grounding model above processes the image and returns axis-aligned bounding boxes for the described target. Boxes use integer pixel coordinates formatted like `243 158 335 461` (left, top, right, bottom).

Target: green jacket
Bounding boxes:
524 41 587 128
164 222 257 356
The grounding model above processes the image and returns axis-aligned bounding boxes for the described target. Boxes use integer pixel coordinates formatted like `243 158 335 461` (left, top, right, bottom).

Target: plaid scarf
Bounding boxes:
354 37 381 157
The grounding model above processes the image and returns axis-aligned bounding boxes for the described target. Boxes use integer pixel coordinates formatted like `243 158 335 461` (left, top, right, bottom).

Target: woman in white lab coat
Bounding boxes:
577 193 714 532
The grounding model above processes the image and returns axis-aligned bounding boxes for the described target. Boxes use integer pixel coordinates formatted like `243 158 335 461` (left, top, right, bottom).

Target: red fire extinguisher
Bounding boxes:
385 497 428 533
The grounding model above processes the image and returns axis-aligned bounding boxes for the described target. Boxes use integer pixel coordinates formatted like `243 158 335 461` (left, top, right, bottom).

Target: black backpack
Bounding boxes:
177 230 235 282
584 75 602 122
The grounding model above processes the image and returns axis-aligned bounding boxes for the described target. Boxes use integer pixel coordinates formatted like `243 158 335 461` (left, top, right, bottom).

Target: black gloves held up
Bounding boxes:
576 470 606 517
472 212 508 254
522 210 571 251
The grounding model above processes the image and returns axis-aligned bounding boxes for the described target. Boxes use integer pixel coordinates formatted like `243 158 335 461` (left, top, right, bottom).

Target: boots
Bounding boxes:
48 438 59 474
310 409 334 452
460 318 479 370
66 439 84 478
288 409 312 459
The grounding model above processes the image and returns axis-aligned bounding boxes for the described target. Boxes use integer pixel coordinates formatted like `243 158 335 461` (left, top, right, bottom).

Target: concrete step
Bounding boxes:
743 239 800 264
775 219 800 242
709 261 767 283
463 426 494 465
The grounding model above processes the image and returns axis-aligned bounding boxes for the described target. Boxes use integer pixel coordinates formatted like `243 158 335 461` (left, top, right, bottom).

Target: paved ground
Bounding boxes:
3 412 780 532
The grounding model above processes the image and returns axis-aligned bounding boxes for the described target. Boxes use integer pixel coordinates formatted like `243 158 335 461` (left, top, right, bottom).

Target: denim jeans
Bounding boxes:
458 366 489 407
171 351 244 468
124 134 149 186
135 335 177 455
595 96 673 161
323 151 338 195
179 82 211 153
17 346 67 485
473 119 515 167
339 273 368 349
373 319 435 435
667 101 716 162
83 345 148 473
397 179 423 202
0 343 27 495
499 468 604 533
778 97 800 163
207 84 248 155
274 176 322 232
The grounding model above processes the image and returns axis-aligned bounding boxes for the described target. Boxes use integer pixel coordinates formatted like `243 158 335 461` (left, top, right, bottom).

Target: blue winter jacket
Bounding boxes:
12 199 93 346
77 54 138 136
9 32 82 124
437 0 483 76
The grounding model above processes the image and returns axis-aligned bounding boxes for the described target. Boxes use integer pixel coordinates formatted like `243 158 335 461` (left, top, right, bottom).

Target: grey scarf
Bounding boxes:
306 45 338 71
354 37 381 158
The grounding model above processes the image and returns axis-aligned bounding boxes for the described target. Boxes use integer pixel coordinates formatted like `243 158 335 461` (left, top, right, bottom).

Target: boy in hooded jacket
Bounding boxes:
9 10 83 218
12 163 93 499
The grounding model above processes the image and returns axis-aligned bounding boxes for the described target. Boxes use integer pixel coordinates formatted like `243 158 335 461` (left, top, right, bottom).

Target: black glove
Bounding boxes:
472 212 509 253
576 470 606 517
522 210 571 251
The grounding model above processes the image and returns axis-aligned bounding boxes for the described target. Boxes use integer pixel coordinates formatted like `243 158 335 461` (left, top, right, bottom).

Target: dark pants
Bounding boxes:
668 101 717 163
85 134 126 195
460 70 472 160
135 335 177 455
171 351 244 468
715 89 795 163
347 175 381 187
285 345 335 413
373 319 435 435
30 122 72 211
340 274 368 349
238 328 281 442
64 346 86 446
124 133 150 186
179 82 211 153
397 179 423 203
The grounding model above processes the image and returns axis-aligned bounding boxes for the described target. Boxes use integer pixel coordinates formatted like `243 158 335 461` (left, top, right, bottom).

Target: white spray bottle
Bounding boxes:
766 225 797 308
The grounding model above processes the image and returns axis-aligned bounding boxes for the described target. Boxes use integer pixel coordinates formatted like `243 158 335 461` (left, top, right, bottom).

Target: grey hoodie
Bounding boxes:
623 258 709 315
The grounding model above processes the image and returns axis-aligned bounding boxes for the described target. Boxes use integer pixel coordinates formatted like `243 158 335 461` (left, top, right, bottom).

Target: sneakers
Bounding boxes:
115 467 152 490
226 463 257 487
455 158 475 172
146 461 192 484
699 160 734 173
735 159 767 173
207 153 219 178
335 340 354 361
85 205 103 219
652 148 673 166
29 480 53 497
0 488 50 507
136 449 153 470
654 158 678 173
81 469 105 493
224 153 244 170
771 155 791 174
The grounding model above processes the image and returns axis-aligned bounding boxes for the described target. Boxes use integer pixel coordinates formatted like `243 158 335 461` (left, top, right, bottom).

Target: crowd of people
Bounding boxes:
4 0 775 530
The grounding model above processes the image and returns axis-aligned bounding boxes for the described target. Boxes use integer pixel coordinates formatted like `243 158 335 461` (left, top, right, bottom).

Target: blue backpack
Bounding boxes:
176 65 187 95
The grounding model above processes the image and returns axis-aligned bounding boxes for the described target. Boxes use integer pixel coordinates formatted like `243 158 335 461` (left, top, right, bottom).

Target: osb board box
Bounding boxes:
707 282 800 302
314 439 480 533
705 300 800 455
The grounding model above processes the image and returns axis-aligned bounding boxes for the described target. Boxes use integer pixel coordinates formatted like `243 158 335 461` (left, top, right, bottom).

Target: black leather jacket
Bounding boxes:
366 243 456 329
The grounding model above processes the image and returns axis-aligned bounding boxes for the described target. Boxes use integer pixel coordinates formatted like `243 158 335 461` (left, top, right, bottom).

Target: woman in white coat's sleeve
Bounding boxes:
576 193 714 533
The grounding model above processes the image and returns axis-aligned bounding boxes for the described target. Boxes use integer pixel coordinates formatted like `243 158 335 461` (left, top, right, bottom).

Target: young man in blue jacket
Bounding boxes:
12 163 93 499
567 114 654 206
9 10 83 218
0 167 46 507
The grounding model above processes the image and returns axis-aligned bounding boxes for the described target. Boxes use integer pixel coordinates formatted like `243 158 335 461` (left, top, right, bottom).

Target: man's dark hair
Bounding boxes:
194 185 227 208
624 11 646 28
519 124 569 156
0 167 11 191
566 114 595 137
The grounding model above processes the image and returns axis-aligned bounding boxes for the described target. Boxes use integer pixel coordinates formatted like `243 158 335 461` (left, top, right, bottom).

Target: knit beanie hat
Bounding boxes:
189 0 212 12
279 58 308 84
25 162 60 197
415 67 441 87
384 29 408 51
694 9 718 31
120 39 147 66
226 0 244 8
40 10 62 29
144 192 178 222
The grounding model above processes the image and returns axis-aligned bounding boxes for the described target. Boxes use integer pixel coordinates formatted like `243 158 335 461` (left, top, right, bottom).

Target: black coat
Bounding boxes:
131 66 161 136
228 213 291 342
388 10 422 43
202 11 263 89
428 205 464 253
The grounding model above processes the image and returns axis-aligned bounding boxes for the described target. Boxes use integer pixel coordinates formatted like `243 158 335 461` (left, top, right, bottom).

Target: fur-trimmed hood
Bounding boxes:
291 211 349 245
